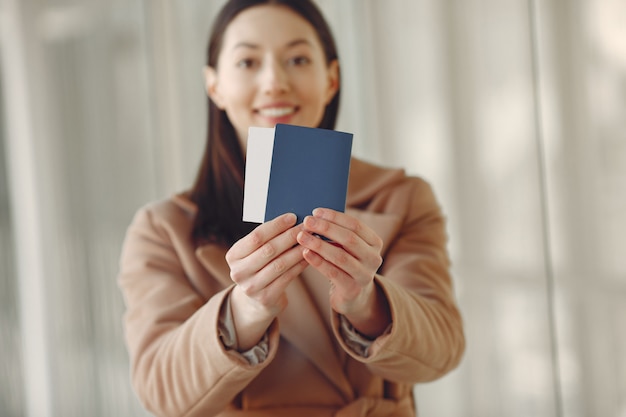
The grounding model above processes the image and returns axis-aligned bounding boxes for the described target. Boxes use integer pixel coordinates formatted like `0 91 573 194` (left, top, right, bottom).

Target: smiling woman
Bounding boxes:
117 1 464 416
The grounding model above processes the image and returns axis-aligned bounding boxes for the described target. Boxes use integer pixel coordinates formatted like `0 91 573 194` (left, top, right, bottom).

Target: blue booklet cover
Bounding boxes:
243 124 353 224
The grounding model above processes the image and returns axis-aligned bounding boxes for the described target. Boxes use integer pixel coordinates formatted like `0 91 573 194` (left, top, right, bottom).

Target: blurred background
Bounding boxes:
1 0 624 416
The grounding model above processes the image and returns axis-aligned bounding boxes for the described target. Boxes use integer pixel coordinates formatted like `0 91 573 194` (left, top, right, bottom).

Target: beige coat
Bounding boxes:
118 158 465 417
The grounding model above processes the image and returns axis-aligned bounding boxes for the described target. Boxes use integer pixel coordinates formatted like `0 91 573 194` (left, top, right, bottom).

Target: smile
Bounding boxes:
257 107 296 118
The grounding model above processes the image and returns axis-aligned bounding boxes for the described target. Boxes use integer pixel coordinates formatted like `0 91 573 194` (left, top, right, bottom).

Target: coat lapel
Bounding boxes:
195 244 232 291
278 270 354 401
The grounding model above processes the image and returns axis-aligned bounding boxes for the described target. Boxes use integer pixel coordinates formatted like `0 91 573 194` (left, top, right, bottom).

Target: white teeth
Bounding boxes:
258 107 295 117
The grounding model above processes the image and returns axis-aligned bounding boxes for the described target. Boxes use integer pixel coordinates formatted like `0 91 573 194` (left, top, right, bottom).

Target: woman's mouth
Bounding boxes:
257 106 297 118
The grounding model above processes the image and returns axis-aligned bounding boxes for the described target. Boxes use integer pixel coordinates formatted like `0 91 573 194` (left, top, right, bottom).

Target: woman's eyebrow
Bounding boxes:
286 39 312 48
232 38 312 50
233 41 259 50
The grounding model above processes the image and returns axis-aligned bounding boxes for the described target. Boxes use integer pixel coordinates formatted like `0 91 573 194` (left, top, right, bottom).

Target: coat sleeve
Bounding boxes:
117 205 280 417
332 178 465 383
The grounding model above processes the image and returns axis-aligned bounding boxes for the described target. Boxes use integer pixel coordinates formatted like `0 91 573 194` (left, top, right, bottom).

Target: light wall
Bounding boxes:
1 0 625 416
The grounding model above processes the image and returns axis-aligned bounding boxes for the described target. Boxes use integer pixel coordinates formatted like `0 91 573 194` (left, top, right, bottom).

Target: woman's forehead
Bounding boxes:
221 5 320 52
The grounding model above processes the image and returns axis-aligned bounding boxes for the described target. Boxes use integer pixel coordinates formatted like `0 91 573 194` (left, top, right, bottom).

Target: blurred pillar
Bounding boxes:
0 0 53 416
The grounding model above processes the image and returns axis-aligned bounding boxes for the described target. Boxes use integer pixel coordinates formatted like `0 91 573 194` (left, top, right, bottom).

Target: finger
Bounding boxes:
253 257 309 303
302 215 382 272
247 245 306 292
229 223 303 284
302 214 363 252
237 255 307 318
312 208 383 249
227 213 297 262
297 230 372 286
300 244 347 279
301 247 362 300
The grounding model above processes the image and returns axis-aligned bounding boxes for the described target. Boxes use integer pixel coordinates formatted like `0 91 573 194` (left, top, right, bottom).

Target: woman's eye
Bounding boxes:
287 56 311 66
236 58 257 69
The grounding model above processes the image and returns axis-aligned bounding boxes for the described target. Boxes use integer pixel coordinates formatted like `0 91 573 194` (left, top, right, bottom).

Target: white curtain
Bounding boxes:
1 0 624 416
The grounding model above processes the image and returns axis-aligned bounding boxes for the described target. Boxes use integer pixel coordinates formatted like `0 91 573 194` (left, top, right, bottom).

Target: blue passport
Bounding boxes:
243 124 353 224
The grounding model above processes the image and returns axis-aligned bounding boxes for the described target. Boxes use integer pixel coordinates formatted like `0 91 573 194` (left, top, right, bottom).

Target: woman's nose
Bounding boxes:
260 60 289 94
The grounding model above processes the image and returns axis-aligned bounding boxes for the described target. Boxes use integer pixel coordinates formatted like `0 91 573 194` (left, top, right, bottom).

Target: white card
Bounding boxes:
242 127 275 223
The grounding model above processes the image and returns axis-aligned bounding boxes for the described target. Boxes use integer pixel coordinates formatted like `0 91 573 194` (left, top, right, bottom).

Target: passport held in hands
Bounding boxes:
243 124 353 224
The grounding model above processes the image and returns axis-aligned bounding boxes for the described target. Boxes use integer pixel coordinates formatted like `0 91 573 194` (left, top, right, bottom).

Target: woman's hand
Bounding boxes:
297 208 391 338
225 213 307 350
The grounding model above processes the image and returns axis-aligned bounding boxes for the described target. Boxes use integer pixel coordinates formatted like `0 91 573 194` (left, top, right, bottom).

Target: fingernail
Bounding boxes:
304 216 316 227
298 231 311 243
312 208 323 217
284 213 297 224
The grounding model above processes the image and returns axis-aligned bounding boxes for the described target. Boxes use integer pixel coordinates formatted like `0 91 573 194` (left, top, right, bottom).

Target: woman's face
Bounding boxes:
205 5 339 151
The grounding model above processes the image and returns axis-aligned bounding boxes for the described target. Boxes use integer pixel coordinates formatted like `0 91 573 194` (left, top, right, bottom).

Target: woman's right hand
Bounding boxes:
225 213 307 350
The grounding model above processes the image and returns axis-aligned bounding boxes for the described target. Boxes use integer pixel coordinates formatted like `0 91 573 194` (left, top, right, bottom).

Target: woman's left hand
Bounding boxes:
296 208 391 338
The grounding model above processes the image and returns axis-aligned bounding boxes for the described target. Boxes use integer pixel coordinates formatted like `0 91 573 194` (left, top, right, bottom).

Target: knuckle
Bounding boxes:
225 253 234 264
238 281 254 296
261 242 276 258
373 253 383 269
327 266 340 279
334 251 350 266
313 218 329 233
230 268 244 283
271 258 287 274
249 230 263 247
346 232 359 246
348 217 360 232
256 291 273 306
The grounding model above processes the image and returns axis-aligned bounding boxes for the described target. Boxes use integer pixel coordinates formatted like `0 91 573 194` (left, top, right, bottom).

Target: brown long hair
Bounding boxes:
189 0 342 246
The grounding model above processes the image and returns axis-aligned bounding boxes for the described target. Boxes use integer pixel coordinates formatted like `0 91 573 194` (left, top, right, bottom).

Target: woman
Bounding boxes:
118 0 465 416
